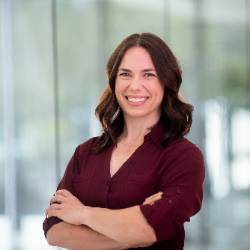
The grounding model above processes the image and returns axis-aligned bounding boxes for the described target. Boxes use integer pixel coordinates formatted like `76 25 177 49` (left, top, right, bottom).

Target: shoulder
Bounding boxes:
75 137 98 157
160 138 205 175
164 138 203 158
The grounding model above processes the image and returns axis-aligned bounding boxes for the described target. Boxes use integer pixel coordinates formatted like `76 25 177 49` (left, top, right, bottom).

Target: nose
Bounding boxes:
129 75 142 90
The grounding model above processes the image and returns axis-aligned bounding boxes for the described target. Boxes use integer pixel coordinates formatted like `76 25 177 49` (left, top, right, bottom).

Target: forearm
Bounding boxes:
46 190 161 248
47 221 129 250
83 205 156 247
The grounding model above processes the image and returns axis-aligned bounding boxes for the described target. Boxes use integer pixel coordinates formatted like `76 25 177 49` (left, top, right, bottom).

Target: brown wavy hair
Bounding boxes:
93 32 193 153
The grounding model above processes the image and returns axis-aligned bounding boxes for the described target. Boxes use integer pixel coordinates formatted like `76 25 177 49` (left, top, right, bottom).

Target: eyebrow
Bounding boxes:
118 68 156 72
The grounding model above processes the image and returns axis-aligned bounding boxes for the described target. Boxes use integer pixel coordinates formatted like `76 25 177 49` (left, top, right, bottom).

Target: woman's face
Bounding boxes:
115 46 164 122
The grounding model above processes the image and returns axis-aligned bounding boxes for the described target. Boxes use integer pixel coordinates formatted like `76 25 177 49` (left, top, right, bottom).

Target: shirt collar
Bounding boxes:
146 121 165 146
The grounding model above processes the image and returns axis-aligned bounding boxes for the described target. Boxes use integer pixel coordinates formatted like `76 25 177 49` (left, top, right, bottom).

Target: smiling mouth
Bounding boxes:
125 96 149 104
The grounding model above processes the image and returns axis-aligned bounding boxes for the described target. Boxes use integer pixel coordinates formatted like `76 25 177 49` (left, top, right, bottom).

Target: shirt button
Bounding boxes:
168 199 173 204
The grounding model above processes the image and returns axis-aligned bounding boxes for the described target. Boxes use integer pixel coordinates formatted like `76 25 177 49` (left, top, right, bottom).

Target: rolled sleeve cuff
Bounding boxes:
43 216 62 238
139 203 177 241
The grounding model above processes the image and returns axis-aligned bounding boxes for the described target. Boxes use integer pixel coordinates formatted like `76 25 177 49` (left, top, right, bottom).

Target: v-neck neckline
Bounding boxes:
106 140 147 180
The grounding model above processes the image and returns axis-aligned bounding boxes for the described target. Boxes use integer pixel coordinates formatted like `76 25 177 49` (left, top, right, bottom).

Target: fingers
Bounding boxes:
143 191 163 205
143 196 162 205
49 189 72 204
46 203 63 218
56 189 72 197
50 194 66 205
151 192 163 198
50 203 63 210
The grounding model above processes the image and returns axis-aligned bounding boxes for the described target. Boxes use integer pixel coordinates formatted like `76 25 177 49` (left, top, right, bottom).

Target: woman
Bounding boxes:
43 32 205 250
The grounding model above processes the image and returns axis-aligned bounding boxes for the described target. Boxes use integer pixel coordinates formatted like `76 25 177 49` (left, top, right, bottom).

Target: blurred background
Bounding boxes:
0 0 250 249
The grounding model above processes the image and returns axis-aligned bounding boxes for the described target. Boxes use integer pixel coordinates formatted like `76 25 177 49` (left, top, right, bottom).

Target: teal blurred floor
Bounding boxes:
185 192 250 250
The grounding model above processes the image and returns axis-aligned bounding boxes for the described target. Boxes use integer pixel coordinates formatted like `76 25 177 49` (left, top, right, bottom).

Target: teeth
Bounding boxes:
127 97 146 103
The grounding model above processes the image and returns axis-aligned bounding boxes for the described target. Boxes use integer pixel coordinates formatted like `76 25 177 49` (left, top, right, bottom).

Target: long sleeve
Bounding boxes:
43 145 81 237
139 143 205 242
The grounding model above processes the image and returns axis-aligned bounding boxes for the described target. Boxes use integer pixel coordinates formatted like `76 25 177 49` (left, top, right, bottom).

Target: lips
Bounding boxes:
125 95 149 105
127 97 147 103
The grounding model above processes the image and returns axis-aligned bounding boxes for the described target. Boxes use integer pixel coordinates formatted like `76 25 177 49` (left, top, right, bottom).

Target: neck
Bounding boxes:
121 114 160 142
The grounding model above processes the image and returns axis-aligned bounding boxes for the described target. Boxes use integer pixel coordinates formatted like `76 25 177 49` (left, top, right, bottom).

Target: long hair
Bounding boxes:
94 32 193 153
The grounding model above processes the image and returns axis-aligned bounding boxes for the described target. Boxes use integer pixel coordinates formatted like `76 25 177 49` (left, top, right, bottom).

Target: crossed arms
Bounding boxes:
45 189 163 250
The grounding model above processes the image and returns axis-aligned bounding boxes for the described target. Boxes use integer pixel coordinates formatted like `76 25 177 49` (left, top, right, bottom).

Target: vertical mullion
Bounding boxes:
245 0 250 106
51 0 61 184
0 0 18 246
163 0 171 43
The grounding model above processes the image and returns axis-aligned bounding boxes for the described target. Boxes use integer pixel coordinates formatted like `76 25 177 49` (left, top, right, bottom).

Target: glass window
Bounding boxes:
0 0 249 249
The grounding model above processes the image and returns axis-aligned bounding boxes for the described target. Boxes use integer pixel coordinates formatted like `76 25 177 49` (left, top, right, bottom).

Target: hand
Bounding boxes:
143 191 163 205
46 189 86 225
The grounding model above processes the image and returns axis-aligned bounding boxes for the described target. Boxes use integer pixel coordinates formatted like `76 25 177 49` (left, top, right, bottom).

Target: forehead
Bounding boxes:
119 46 155 70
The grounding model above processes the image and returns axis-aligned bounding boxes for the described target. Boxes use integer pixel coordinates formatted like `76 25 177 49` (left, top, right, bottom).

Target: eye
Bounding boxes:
120 72 129 76
118 72 131 78
144 72 157 78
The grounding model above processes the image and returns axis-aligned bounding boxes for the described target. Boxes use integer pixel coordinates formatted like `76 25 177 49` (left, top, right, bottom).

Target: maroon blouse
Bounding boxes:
43 122 205 249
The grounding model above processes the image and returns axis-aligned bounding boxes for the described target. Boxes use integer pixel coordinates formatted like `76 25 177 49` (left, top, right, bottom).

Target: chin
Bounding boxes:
124 110 156 119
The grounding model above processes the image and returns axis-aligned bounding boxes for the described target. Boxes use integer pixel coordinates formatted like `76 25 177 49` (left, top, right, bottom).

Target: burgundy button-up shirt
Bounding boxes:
43 122 205 249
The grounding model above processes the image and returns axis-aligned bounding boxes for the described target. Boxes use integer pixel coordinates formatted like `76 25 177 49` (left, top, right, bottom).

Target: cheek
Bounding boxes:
152 86 164 109
115 81 127 98
114 85 120 100
114 83 124 107
114 81 119 98
152 83 164 101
